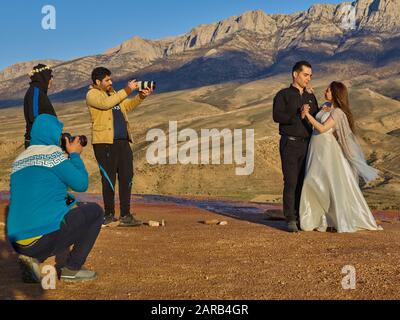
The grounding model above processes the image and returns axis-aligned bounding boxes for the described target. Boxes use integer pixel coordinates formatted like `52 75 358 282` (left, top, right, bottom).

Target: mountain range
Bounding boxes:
0 0 399 107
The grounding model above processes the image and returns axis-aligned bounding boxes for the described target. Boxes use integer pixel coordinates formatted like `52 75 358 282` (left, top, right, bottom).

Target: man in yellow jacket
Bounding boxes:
86 67 153 226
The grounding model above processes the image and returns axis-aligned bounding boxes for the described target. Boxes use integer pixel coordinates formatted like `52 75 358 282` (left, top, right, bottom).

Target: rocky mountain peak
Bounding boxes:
1 0 399 106
356 0 400 32
112 0 400 59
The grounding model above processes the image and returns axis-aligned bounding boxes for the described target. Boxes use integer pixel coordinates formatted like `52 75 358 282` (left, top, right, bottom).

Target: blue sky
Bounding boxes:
0 0 347 70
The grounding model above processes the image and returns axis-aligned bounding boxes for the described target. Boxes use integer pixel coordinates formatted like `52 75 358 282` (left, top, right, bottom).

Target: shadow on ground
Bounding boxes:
63 192 288 231
135 194 289 231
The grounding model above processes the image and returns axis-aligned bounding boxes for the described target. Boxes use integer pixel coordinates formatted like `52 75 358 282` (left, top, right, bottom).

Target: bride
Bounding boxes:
300 81 382 233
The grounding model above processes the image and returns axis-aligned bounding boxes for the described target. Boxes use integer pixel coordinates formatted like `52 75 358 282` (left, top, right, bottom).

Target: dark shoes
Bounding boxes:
18 255 41 283
103 213 143 227
119 214 143 227
103 213 118 226
287 221 300 233
18 255 97 283
60 267 97 282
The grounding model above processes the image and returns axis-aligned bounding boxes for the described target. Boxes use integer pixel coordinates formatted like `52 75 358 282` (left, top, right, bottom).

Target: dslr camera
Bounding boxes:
137 80 156 91
61 133 88 152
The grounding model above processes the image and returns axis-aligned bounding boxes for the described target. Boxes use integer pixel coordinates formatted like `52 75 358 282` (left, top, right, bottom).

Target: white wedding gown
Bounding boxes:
300 108 382 233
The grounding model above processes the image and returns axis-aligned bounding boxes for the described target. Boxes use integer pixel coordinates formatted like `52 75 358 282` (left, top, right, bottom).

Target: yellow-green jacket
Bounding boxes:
86 85 144 144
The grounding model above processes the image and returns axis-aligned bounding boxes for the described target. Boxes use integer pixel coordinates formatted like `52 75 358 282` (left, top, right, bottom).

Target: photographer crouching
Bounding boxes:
7 114 104 283
87 67 153 226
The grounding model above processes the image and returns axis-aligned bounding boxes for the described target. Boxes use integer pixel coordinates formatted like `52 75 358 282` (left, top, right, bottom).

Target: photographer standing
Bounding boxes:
7 114 104 283
23 64 57 149
86 67 153 226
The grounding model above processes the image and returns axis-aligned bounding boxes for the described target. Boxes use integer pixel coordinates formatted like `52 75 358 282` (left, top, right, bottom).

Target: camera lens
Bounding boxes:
79 135 88 147
138 81 156 91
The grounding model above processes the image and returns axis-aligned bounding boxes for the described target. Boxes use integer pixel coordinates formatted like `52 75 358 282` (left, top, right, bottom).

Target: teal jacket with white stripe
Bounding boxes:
7 114 89 242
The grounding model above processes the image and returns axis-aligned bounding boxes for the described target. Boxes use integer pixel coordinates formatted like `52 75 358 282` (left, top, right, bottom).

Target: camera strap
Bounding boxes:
98 164 115 192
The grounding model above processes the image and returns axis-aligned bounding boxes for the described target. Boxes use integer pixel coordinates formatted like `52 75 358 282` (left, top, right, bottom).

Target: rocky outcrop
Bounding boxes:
0 0 399 106
113 0 399 56
356 0 400 32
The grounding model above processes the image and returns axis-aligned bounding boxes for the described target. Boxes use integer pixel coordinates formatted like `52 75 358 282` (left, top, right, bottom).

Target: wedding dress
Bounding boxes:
300 107 382 233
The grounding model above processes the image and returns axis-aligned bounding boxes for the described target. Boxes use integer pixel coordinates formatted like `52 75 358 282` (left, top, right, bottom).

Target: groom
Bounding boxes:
273 61 319 233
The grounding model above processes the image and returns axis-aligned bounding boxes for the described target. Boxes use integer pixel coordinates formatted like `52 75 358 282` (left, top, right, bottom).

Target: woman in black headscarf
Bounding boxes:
23 64 57 148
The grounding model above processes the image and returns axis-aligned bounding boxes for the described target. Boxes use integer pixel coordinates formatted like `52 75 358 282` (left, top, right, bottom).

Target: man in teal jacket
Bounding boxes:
7 114 104 283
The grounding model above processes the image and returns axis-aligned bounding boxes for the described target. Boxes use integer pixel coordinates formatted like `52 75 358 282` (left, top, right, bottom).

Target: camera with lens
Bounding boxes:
61 133 88 152
137 80 156 91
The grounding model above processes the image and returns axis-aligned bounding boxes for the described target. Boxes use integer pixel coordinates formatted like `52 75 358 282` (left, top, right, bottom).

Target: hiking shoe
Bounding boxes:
287 221 300 233
60 267 97 282
119 214 142 227
18 255 41 283
103 213 118 226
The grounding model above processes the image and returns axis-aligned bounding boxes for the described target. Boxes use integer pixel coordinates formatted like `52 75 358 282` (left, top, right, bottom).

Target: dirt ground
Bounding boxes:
1 195 400 300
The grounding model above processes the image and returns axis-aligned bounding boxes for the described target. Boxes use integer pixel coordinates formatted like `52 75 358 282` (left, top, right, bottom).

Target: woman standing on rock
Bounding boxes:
300 81 382 233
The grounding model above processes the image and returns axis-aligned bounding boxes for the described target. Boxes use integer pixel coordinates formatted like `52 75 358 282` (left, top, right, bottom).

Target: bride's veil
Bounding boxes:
331 108 379 183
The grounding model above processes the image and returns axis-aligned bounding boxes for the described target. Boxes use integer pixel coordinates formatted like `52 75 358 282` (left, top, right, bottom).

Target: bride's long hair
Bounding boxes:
330 81 355 133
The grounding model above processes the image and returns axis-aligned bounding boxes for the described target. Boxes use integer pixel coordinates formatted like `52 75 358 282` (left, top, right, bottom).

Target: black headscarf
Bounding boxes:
29 64 53 94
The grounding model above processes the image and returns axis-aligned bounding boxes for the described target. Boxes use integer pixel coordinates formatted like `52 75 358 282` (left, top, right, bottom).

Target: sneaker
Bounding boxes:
287 221 300 233
119 214 142 227
60 267 97 282
103 213 118 226
18 255 41 283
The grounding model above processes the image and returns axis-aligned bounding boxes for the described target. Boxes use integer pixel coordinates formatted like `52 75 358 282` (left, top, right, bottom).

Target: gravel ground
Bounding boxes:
1 199 400 300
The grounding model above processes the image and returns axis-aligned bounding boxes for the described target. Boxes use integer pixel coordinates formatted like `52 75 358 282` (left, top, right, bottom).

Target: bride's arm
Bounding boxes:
305 113 336 133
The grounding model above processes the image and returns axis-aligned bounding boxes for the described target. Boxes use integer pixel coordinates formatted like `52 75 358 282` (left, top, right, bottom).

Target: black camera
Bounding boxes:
61 133 88 152
137 81 156 91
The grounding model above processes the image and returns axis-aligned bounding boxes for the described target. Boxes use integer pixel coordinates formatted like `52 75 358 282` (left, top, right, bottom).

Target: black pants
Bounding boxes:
279 136 310 223
93 140 134 217
13 203 104 270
